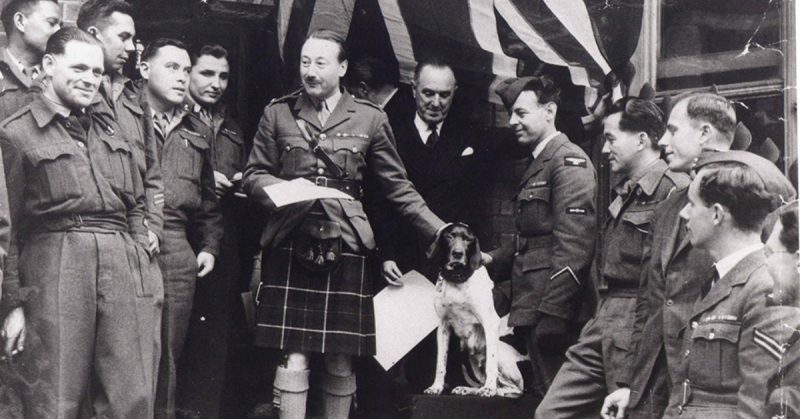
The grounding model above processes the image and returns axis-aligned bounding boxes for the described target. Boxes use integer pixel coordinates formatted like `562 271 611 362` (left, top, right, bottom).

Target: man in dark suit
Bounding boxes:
379 58 483 283
487 75 597 396
602 93 796 418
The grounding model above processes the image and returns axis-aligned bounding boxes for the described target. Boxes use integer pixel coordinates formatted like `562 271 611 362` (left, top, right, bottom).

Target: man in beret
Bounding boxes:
602 92 796 418
485 75 597 396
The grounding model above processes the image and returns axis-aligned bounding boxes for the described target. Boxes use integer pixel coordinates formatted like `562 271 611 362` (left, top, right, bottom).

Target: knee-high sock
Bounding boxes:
321 372 357 419
274 367 309 419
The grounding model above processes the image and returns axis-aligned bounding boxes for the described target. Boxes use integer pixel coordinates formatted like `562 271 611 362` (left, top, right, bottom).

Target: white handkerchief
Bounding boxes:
461 146 474 156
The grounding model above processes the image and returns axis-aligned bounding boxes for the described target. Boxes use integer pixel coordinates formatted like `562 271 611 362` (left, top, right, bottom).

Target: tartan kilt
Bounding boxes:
253 241 376 356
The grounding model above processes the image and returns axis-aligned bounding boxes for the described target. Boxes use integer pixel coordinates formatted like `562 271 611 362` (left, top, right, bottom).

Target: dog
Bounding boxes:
423 223 526 398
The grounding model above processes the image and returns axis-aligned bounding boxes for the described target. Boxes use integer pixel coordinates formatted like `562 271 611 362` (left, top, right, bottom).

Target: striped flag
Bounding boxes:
277 0 643 111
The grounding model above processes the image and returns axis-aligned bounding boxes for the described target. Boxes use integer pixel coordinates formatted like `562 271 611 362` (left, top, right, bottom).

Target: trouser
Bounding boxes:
18 229 162 419
156 228 199 419
534 295 637 418
176 219 241 419
518 319 581 398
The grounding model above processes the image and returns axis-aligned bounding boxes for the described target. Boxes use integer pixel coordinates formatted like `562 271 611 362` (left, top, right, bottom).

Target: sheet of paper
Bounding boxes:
373 270 439 370
262 178 353 207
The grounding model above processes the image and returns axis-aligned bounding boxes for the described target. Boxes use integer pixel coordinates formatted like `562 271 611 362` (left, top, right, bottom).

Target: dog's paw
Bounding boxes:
451 386 472 396
424 385 444 395
477 386 497 397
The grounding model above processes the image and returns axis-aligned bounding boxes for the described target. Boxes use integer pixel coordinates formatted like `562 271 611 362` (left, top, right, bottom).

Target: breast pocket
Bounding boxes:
332 136 369 178
98 135 134 192
27 143 84 204
276 135 313 175
170 133 209 209
688 322 741 388
618 208 653 263
216 128 245 177
516 186 551 235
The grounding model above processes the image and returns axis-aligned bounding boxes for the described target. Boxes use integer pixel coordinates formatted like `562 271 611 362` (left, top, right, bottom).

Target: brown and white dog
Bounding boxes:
424 223 526 398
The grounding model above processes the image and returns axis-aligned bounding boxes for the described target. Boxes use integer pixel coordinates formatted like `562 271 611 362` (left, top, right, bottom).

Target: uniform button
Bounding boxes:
665 299 674 306
317 168 324 175
319 133 327 140
708 332 715 339
352 147 358 153
285 146 291 151
65 122 71 128
691 321 698 329
684 349 690 357
77 142 85 148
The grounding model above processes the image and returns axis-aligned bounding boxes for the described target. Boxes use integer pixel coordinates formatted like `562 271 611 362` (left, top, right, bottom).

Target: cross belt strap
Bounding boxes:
294 118 348 179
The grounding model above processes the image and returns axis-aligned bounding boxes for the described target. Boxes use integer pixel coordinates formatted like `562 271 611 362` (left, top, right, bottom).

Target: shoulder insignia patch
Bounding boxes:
754 328 785 361
564 156 587 167
529 180 548 188
566 207 588 215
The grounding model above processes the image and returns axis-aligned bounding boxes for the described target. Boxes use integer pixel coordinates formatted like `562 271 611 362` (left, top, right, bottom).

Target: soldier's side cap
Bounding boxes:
495 76 537 110
696 150 797 205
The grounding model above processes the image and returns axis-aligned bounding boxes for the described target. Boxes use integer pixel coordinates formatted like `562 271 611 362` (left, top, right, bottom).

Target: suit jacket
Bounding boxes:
376 111 484 280
243 90 444 253
488 133 597 326
663 250 774 418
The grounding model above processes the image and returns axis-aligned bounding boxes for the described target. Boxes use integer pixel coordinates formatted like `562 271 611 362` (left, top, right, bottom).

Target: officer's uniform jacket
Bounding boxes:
90 76 164 242
488 133 597 326
0 93 147 308
243 89 444 253
154 105 222 258
665 250 773 418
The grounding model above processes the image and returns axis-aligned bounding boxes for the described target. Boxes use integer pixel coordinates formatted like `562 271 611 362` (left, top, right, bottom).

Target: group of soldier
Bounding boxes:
0 1 796 419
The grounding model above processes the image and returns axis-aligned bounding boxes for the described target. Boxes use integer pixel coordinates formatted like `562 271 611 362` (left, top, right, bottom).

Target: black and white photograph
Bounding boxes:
0 0 796 418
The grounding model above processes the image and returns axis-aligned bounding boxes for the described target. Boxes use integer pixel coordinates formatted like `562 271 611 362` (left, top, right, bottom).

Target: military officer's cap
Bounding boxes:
495 76 538 110
696 150 796 206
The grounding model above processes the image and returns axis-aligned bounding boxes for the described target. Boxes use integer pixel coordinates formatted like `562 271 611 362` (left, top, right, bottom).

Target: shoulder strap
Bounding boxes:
294 117 348 179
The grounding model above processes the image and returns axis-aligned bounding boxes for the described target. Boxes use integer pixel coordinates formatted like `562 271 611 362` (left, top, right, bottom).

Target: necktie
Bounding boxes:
426 124 439 148
318 100 331 126
700 268 720 299
154 113 168 137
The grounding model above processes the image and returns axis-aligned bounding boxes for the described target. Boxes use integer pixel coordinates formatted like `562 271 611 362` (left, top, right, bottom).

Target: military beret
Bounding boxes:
495 76 537 110
696 150 797 206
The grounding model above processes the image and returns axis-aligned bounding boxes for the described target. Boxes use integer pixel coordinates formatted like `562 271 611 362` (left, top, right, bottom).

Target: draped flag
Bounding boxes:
277 0 643 111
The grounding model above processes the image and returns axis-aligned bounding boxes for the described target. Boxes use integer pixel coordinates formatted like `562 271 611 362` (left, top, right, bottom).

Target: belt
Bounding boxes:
515 235 554 253
677 379 738 413
306 176 362 199
603 277 639 297
30 213 128 233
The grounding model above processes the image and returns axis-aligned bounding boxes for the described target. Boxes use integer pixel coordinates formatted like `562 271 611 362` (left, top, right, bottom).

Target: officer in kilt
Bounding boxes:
242 29 445 419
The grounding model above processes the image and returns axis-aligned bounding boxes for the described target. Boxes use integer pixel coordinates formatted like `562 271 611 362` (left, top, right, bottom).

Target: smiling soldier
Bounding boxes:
243 29 445 419
0 27 154 418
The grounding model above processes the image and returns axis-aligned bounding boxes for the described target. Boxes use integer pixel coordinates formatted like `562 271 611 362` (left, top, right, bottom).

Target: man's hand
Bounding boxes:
213 170 233 198
382 260 403 286
147 230 160 255
481 252 493 266
1 307 25 359
231 172 247 199
601 388 631 419
197 251 216 277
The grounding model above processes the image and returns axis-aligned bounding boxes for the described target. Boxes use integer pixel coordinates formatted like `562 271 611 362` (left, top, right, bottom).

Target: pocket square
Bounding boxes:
461 147 474 156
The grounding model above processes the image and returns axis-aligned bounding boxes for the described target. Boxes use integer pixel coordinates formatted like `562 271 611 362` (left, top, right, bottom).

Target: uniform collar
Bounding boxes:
380 87 398 109
614 158 668 197
532 130 561 159
715 243 763 280
309 88 342 114
30 92 72 128
3 48 34 87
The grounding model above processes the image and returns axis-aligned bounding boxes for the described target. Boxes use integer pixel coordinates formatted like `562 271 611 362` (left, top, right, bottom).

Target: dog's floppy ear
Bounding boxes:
469 233 482 272
426 223 452 260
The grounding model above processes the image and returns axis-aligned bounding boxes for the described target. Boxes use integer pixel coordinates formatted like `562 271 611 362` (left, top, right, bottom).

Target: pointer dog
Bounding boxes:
424 223 526 398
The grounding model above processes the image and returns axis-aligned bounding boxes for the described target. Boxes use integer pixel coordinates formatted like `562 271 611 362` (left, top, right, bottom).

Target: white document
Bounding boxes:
373 270 439 370
263 178 353 207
